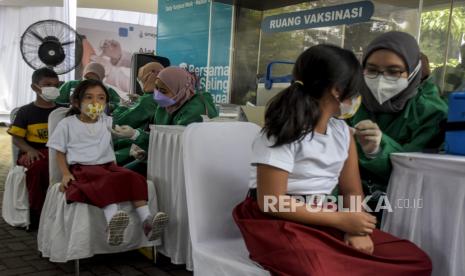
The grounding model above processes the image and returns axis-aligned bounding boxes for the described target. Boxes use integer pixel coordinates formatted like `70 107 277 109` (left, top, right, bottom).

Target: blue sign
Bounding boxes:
262 1 374 33
118 27 128 37
157 0 233 104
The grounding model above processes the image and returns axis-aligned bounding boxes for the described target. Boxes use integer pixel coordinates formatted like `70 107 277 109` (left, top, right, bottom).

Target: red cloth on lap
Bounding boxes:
233 196 432 276
17 148 49 216
66 162 148 208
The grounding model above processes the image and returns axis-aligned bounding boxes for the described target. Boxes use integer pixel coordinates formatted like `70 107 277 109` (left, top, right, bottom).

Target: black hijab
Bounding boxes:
361 31 421 113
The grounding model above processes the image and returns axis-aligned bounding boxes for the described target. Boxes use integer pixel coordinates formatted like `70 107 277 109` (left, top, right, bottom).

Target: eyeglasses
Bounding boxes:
363 67 407 81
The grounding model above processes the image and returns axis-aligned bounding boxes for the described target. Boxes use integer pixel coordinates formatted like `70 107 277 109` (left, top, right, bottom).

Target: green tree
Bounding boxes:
420 7 465 69
421 7 465 41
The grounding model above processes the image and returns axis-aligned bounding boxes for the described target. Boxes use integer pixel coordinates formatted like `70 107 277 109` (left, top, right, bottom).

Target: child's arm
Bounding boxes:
12 136 45 165
338 135 375 254
8 107 44 165
339 135 365 210
56 150 75 192
256 163 376 236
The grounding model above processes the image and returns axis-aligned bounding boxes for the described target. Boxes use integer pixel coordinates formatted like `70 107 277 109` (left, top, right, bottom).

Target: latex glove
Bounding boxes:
129 144 146 161
119 99 132 107
111 125 137 139
128 93 140 103
201 115 211 122
354 120 382 156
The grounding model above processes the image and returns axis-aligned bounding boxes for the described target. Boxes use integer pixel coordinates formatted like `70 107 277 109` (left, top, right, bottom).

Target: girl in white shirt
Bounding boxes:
47 79 167 246
233 44 431 275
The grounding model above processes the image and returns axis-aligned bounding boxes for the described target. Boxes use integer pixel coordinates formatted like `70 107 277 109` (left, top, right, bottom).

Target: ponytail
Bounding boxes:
261 44 362 147
263 81 320 147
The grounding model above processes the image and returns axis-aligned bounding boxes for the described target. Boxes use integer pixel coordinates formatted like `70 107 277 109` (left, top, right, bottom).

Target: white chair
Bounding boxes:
2 166 29 228
10 107 20 165
2 107 30 228
147 125 193 270
182 122 270 276
38 108 160 272
47 107 69 184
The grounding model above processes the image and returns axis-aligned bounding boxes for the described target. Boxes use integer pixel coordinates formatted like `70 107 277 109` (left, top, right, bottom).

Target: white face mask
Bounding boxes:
364 76 408 105
364 61 421 105
39 86 60 101
338 96 362 119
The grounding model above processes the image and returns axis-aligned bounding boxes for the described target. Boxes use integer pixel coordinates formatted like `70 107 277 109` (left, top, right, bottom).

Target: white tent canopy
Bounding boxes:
0 0 157 14
0 0 157 122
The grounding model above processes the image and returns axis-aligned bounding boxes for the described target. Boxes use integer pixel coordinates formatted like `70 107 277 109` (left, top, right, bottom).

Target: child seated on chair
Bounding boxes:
47 79 168 246
7 67 62 228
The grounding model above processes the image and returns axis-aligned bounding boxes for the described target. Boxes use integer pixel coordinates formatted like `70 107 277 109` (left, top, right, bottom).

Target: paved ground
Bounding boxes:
0 127 12 187
0 127 193 276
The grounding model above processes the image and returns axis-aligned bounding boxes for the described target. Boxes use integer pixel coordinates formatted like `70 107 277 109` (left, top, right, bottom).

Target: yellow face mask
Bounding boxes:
82 103 105 120
338 96 361 119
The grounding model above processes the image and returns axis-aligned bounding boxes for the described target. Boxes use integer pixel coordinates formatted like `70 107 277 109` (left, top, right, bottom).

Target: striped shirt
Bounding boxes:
8 102 60 149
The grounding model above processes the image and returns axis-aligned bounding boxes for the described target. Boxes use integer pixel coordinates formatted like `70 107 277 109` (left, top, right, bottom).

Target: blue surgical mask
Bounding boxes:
153 89 176 107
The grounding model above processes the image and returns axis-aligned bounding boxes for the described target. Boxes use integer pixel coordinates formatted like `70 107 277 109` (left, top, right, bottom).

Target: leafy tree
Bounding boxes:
421 7 465 41
420 6 465 95
420 6 465 69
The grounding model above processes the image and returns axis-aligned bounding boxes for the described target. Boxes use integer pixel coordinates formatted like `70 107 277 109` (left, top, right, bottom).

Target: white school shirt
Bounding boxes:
249 118 351 195
47 114 116 165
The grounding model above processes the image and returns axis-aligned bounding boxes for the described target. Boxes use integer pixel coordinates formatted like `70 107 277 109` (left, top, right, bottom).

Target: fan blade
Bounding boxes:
30 31 44 42
61 40 75 46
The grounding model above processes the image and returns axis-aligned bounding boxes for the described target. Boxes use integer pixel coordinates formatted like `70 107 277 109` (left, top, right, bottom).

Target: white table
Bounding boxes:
147 125 193 271
381 152 465 276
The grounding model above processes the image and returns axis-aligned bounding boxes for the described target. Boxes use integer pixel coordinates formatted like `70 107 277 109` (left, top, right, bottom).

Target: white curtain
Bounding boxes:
0 6 156 122
77 8 157 27
0 6 64 119
62 0 77 83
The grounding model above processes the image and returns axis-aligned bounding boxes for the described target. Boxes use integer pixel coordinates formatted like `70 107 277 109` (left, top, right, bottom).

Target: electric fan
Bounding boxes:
20 19 83 74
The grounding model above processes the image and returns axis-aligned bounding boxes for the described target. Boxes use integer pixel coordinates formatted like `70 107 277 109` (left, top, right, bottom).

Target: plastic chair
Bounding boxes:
47 107 69 184
2 107 30 228
182 122 269 276
10 107 20 165
38 108 160 274
1 166 29 228
146 125 193 270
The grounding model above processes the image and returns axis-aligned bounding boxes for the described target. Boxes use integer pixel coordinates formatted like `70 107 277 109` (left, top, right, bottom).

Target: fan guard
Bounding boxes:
20 19 83 75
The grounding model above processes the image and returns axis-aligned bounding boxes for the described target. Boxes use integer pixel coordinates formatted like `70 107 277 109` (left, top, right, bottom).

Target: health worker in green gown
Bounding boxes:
112 62 164 129
56 62 121 109
348 31 448 204
112 62 164 165
112 66 219 175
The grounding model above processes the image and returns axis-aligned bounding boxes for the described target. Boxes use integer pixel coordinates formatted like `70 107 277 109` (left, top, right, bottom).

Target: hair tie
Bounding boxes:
294 80 304 86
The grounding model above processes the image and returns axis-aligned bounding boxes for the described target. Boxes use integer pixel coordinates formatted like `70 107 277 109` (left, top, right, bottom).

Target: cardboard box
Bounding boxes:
240 105 266 128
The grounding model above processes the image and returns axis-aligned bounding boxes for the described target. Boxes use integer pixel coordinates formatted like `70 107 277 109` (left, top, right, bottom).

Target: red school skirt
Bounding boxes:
17 148 49 216
66 162 148 208
233 196 432 276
